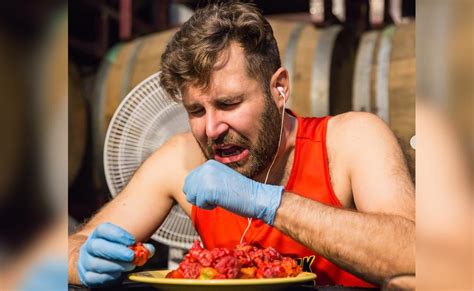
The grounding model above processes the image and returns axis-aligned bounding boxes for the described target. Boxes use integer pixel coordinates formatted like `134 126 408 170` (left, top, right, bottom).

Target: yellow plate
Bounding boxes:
128 270 316 291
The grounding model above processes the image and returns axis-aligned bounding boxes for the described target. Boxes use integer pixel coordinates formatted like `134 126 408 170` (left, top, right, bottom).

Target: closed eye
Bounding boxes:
216 96 242 110
185 106 205 117
217 102 240 110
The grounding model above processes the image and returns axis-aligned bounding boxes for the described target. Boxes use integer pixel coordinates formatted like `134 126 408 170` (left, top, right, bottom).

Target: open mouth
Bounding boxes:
218 146 243 157
213 145 250 164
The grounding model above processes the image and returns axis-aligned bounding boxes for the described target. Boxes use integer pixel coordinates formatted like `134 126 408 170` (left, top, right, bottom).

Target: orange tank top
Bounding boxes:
192 113 374 287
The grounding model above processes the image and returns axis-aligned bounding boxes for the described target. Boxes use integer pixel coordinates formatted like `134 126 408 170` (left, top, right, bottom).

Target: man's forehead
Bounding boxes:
182 43 253 100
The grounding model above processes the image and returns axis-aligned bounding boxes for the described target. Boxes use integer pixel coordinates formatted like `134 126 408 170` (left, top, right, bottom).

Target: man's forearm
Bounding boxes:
273 192 415 285
68 234 87 284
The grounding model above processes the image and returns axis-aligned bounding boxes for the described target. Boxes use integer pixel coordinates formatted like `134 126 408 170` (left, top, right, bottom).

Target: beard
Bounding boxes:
196 94 282 178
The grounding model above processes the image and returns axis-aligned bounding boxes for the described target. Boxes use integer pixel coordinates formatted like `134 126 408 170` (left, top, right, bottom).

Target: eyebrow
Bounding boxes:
183 94 243 108
214 94 243 103
182 102 202 111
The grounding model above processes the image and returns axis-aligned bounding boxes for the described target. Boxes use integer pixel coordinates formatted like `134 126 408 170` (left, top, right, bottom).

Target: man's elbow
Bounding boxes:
385 232 415 283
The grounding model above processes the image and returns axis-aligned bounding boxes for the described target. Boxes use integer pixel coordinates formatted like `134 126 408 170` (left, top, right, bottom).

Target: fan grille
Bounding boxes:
104 72 200 249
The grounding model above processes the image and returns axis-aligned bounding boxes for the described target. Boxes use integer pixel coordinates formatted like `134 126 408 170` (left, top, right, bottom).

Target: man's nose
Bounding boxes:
205 111 228 141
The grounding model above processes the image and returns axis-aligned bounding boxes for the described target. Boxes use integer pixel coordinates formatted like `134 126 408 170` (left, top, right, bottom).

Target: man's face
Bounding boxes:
182 43 282 178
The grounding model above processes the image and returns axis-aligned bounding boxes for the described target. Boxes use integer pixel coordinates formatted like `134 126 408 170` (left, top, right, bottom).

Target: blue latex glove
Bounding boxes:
19 257 67 291
77 223 155 287
183 160 284 225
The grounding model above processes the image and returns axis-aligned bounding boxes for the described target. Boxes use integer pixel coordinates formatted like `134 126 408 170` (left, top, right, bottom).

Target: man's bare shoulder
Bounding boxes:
328 112 414 217
328 111 390 140
146 131 206 172
327 111 399 155
324 112 387 207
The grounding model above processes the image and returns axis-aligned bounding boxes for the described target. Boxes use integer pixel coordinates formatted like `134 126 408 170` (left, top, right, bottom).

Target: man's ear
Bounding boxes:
270 67 289 107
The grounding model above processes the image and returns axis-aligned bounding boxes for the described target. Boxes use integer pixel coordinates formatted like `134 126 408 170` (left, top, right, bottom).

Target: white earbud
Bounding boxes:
277 86 285 98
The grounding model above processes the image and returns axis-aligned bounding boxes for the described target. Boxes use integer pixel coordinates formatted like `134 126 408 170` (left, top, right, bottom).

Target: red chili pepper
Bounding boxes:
166 240 302 279
129 242 150 266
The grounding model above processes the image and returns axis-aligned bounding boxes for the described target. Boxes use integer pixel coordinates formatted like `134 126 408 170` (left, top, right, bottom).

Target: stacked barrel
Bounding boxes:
69 64 88 186
269 19 356 117
352 23 415 177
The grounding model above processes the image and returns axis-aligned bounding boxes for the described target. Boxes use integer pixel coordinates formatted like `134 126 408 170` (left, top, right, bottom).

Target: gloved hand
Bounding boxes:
183 160 284 225
77 223 155 287
19 257 67 291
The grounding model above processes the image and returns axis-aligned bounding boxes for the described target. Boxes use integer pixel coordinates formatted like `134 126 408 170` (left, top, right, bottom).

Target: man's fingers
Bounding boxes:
86 238 135 262
183 175 197 205
83 254 135 273
196 193 216 210
81 271 122 287
143 243 156 259
185 193 196 205
91 223 135 246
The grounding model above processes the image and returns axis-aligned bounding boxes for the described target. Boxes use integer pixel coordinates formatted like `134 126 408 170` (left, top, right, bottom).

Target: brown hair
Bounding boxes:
160 1 281 101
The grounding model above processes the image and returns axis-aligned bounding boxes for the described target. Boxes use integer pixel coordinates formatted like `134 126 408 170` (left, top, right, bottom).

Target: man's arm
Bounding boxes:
274 193 414 284
68 134 196 284
273 112 415 285
68 234 88 283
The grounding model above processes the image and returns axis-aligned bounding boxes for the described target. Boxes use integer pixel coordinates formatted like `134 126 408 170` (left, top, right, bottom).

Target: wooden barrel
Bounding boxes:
69 64 88 186
0 33 26 199
352 22 415 177
92 20 357 190
92 28 179 190
269 19 356 116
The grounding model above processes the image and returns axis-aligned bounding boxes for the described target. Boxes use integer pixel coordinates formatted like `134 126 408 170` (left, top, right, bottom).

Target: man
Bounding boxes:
68 2 415 287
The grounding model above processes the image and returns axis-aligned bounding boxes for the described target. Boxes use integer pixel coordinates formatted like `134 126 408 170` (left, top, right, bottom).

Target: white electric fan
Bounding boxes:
103 71 200 250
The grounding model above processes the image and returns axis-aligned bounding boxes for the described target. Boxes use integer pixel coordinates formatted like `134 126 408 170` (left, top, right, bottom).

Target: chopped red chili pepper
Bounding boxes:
166 240 302 279
129 242 150 266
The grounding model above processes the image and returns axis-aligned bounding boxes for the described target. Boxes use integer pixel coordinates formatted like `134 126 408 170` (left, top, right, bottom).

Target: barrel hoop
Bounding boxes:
311 25 342 116
120 38 146 101
352 31 379 112
105 45 122 63
375 25 395 123
283 22 306 110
